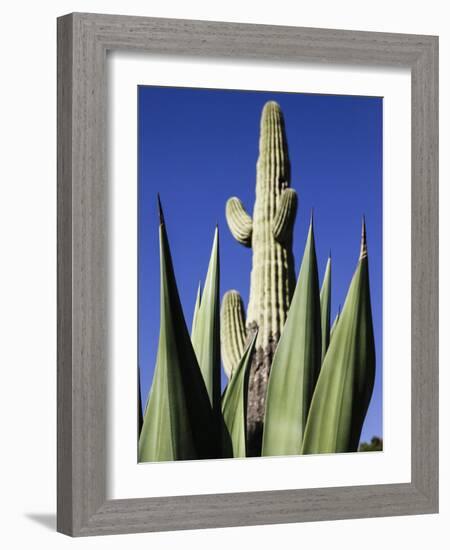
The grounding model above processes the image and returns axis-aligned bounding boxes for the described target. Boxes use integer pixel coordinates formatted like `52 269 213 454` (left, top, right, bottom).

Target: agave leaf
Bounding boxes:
330 306 341 341
301 220 376 454
320 256 331 363
261 218 322 456
191 281 202 335
222 332 257 458
139 199 217 462
138 365 143 436
191 228 221 417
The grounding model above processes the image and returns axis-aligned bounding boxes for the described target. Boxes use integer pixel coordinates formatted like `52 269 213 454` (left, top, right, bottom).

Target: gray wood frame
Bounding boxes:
57 12 438 537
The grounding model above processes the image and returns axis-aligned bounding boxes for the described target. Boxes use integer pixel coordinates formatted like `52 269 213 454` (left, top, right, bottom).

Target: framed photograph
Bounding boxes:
57 13 438 536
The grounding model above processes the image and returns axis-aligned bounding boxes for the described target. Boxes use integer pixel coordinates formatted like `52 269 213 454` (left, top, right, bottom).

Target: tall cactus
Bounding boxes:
223 101 297 456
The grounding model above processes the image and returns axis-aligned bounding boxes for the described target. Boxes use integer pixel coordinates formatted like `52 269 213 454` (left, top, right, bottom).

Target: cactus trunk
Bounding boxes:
224 101 297 456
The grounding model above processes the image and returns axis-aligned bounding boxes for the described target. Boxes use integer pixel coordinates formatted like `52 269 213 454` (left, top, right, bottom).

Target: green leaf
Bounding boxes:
191 281 202 335
330 306 341 341
139 199 217 462
262 218 322 456
301 220 376 454
320 256 331 363
138 365 143 436
191 228 221 417
358 436 383 452
222 332 257 458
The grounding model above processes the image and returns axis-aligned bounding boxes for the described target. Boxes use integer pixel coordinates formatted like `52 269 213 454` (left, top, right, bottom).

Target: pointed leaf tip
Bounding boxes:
302 231 375 455
191 228 221 411
157 194 165 225
360 217 368 260
306 209 315 239
139 212 217 462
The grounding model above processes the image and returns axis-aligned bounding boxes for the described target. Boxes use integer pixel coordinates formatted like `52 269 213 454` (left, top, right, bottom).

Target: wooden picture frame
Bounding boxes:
57 12 438 536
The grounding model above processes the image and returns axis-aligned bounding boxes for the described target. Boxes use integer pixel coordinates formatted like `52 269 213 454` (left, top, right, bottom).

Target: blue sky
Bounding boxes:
138 86 383 445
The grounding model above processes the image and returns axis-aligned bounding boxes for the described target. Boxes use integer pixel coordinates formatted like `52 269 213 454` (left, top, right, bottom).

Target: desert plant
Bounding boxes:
220 290 247 379
138 201 220 461
139 101 377 462
320 256 332 363
330 306 341 340
222 332 258 458
223 101 298 456
191 228 222 427
359 436 383 452
191 281 202 335
138 366 143 436
261 217 322 456
263 220 375 456
301 220 376 454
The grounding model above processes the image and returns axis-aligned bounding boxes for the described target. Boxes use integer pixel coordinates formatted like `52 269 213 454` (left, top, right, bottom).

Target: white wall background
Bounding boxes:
0 1 447 548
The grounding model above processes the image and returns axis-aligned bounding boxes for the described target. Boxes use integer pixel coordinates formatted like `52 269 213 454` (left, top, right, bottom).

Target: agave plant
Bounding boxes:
261 217 321 457
320 256 332 363
139 199 220 461
222 332 258 458
139 101 377 462
301 220 375 454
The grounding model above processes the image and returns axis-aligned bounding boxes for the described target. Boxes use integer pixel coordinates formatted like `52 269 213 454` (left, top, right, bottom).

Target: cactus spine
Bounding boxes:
223 101 297 455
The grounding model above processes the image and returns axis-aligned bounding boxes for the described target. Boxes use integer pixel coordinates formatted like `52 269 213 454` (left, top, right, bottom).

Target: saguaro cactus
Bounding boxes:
223 101 297 455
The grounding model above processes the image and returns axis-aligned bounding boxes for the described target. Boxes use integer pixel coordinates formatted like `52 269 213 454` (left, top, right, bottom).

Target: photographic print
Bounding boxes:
138 86 382 462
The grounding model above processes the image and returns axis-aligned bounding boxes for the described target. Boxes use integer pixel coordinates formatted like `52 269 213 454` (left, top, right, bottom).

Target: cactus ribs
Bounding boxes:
222 102 298 456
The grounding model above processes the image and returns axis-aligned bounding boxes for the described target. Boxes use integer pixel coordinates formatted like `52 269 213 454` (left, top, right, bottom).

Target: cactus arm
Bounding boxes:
245 101 296 456
272 188 298 243
225 197 253 247
220 290 247 378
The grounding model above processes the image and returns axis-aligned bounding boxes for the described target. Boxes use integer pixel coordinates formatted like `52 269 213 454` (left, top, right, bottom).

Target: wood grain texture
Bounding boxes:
57 12 439 537
57 13 74 535
410 36 439 506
